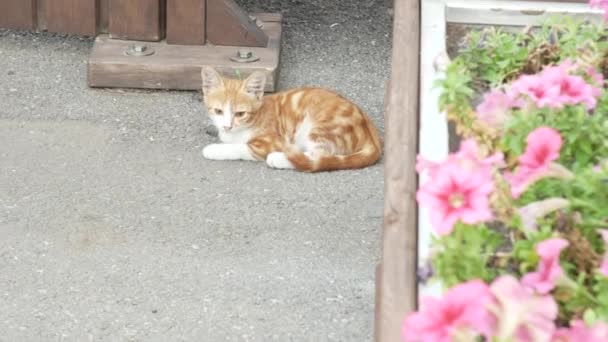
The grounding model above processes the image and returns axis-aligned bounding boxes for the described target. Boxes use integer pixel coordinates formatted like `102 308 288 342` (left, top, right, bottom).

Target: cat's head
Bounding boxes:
200 67 266 133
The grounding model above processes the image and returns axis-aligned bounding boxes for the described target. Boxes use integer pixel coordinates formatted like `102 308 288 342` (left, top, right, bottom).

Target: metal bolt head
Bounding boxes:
125 44 155 57
230 49 260 63
238 50 252 59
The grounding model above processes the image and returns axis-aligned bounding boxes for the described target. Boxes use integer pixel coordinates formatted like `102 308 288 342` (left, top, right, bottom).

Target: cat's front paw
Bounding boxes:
266 152 295 169
202 144 227 160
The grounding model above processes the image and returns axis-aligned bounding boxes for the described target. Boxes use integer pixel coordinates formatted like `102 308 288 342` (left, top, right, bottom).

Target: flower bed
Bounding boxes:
405 1 608 341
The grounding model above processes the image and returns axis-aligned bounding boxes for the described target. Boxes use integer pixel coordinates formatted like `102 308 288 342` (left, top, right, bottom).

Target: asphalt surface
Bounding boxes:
0 0 392 340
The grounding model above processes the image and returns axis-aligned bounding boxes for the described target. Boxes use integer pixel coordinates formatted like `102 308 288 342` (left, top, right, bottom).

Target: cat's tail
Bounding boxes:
285 143 381 172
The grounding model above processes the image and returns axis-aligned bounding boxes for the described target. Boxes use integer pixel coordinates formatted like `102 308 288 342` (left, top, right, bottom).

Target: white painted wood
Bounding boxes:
418 0 449 299
417 0 600 301
446 0 602 26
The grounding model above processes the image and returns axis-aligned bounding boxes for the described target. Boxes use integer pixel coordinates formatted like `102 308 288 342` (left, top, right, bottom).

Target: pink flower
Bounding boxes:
508 61 601 110
590 0 608 20
416 163 494 235
521 238 570 294
553 320 608 342
509 74 561 109
417 140 501 235
475 89 518 128
488 275 558 342
506 127 572 198
519 127 562 169
402 280 496 342
599 230 608 277
416 139 503 178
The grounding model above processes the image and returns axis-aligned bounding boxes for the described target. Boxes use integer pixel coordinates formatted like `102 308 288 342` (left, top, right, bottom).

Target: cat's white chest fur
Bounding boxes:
218 128 253 144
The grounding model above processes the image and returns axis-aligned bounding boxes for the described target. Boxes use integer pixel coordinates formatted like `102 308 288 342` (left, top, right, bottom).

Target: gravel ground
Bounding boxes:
0 1 392 340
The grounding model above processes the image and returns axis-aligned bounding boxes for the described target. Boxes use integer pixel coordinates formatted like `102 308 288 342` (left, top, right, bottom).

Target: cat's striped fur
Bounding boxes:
201 67 381 172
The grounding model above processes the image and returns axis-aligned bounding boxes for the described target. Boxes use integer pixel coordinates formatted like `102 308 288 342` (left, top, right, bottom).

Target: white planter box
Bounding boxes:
418 0 603 298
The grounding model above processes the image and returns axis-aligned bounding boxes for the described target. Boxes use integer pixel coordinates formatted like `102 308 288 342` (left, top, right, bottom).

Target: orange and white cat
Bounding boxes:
200 67 381 172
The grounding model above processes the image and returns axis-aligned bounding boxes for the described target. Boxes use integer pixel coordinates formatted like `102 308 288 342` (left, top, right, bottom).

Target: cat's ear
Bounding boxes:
242 71 266 100
201 66 224 95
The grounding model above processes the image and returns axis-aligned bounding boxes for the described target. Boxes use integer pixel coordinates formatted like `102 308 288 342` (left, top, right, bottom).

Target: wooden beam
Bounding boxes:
108 0 163 41
88 13 282 92
375 0 420 341
206 0 269 47
166 0 206 45
0 0 37 31
43 0 97 36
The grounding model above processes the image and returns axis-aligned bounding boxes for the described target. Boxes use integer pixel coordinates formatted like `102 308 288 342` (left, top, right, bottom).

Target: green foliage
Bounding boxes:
438 16 608 109
434 58 474 113
426 10 608 332
431 223 504 289
512 225 553 273
501 104 608 171
458 28 529 87
593 275 608 321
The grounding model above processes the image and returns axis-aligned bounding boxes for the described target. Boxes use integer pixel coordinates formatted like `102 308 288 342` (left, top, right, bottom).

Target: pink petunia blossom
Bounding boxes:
506 127 572 198
545 69 600 110
488 275 558 342
589 0 608 20
509 74 561 109
416 162 494 235
508 61 601 110
599 230 608 277
519 127 562 169
402 280 496 342
475 89 519 129
416 139 503 178
416 140 502 235
553 320 608 342
521 238 570 294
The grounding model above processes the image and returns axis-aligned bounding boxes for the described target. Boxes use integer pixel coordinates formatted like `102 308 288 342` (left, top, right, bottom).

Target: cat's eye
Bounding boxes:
234 111 246 118
213 108 223 115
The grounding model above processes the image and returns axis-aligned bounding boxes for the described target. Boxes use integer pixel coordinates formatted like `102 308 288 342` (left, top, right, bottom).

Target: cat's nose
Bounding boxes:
223 126 232 131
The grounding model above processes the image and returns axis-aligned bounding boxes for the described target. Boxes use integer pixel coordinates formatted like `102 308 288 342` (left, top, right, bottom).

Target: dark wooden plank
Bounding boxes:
99 0 110 33
88 14 282 91
0 0 37 30
44 0 97 36
375 0 420 341
166 0 206 45
206 0 268 47
108 0 162 41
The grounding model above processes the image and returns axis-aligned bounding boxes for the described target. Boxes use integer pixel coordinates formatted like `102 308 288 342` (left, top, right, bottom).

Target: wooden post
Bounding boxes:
0 0 37 31
108 0 164 41
42 0 98 36
375 0 420 341
99 0 110 33
166 0 206 45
